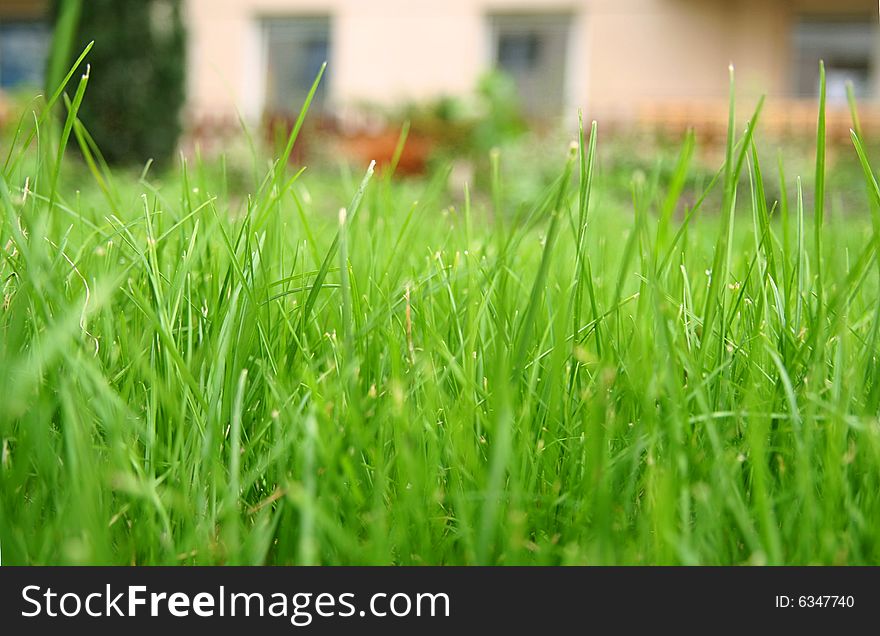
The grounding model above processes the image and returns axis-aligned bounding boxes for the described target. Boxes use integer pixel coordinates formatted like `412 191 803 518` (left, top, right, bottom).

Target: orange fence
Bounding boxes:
638 99 880 143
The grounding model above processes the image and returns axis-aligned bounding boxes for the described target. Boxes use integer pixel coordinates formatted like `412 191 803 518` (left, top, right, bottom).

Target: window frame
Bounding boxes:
486 12 574 119
791 15 879 101
255 14 333 119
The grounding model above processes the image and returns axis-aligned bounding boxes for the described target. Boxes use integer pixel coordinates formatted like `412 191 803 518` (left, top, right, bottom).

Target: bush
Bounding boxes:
54 0 186 166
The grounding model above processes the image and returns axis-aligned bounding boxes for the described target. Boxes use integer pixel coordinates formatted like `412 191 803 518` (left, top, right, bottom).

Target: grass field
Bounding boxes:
3 64 880 565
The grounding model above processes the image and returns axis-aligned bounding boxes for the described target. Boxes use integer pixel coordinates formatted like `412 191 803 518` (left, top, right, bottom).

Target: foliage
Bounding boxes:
51 0 186 166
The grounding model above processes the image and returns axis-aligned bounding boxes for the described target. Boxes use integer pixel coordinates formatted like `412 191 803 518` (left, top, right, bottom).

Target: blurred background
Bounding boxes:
0 0 878 172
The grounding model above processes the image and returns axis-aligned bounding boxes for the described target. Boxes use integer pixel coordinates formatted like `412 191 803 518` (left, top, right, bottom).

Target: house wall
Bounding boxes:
186 0 569 121
181 0 880 123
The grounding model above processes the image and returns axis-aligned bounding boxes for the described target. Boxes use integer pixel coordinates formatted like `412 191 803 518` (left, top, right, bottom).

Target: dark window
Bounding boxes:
497 32 541 72
262 17 331 115
489 14 571 118
793 17 878 101
0 20 51 90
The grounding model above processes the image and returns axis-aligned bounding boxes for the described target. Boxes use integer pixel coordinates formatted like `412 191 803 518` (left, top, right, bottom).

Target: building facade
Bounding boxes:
185 0 879 124
1 0 878 128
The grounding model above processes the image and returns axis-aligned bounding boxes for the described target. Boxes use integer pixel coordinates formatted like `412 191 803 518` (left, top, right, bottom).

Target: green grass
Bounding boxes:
3 63 880 566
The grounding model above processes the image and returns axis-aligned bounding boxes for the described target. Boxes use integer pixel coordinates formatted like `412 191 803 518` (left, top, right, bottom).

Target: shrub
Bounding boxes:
53 0 186 166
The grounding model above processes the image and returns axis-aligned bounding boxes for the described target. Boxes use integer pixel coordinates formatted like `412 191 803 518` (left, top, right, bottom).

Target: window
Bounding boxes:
489 14 571 118
793 17 878 102
261 17 331 116
497 32 540 72
0 20 51 90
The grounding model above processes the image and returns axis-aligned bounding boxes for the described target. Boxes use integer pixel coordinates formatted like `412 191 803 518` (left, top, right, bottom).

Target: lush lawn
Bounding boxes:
2 71 880 565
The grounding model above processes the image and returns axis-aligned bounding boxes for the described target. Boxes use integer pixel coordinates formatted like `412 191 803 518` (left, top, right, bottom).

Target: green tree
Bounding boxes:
53 0 186 166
